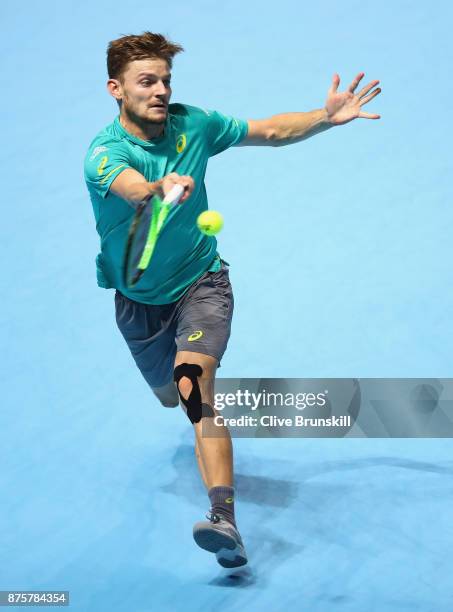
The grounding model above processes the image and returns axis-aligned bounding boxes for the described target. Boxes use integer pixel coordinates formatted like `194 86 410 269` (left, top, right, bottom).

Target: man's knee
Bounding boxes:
173 362 215 424
177 375 194 401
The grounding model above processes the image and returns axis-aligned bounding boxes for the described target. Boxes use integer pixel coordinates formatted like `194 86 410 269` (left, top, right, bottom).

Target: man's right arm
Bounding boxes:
110 168 160 207
110 168 195 207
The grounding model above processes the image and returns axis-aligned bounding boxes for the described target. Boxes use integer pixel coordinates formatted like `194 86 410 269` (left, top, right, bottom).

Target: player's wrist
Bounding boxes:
148 179 164 199
322 107 335 126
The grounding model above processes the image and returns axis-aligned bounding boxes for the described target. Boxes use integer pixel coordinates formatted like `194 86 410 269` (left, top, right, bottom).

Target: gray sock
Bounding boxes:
208 486 236 527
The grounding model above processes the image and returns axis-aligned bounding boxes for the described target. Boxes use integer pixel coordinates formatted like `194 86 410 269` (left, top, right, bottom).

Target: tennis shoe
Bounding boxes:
193 510 248 568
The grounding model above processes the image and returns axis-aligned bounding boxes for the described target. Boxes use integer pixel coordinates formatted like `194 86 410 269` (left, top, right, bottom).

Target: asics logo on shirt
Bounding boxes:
176 134 187 153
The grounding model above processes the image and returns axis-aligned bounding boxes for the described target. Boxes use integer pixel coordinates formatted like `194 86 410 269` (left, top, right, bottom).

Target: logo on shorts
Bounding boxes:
188 330 203 341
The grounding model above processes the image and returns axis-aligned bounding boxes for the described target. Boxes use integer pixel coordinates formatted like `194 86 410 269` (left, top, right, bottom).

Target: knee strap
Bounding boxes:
173 363 215 423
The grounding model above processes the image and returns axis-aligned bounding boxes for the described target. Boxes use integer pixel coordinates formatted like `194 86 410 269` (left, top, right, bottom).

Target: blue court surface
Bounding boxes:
2 1 453 610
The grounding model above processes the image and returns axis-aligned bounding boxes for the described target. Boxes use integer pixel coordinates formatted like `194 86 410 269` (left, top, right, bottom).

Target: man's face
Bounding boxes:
114 58 172 124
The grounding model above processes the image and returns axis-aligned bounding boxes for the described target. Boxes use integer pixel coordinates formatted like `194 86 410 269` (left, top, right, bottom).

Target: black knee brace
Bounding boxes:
173 363 215 424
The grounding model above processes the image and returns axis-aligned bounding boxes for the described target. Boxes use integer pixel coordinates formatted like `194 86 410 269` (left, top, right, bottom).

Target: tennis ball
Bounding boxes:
197 210 224 236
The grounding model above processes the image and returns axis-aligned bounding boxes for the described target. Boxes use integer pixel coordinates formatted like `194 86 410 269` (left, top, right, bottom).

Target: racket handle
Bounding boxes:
163 183 185 205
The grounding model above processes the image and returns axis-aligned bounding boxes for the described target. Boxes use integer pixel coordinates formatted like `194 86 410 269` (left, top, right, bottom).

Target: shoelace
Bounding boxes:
205 510 224 523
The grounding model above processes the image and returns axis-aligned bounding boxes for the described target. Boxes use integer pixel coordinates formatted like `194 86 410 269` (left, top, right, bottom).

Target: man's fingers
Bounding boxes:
348 72 365 93
330 72 380 98
358 79 380 99
177 175 195 192
161 174 195 202
359 87 381 106
174 175 195 202
328 73 340 95
358 111 381 119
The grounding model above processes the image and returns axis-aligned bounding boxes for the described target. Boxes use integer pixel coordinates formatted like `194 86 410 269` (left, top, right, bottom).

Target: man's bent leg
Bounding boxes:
174 351 233 489
174 350 247 567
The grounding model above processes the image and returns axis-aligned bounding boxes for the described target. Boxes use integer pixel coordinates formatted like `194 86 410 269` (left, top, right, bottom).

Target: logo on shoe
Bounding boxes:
188 330 203 341
224 497 234 504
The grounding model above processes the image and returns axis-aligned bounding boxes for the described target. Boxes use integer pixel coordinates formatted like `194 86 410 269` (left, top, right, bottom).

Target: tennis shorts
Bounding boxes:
114 260 234 389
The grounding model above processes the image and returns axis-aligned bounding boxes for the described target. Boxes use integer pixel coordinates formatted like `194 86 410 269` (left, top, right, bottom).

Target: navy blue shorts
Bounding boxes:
114 261 234 389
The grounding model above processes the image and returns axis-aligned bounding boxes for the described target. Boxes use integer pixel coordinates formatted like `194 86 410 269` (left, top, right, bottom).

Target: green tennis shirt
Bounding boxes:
84 103 248 304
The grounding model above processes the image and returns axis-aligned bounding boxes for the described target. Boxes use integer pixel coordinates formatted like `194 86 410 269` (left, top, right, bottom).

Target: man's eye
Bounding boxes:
164 80 171 87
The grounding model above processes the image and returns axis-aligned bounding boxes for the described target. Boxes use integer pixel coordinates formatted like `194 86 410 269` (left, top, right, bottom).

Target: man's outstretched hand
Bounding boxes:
325 72 381 126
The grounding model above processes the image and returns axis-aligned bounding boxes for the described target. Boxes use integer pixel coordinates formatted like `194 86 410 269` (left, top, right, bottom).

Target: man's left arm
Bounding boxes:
237 72 381 147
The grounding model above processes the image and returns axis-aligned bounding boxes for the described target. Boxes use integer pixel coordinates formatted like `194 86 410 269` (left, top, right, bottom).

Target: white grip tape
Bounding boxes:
163 183 185 205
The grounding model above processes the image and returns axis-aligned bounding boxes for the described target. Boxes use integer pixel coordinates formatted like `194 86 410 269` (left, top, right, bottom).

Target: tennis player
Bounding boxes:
84 32 381 568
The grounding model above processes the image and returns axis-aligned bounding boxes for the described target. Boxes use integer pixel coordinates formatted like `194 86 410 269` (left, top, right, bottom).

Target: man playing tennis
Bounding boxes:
84 32 381 568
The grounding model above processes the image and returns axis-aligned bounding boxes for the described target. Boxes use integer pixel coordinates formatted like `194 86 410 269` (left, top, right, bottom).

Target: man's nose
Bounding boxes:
154 80 168 95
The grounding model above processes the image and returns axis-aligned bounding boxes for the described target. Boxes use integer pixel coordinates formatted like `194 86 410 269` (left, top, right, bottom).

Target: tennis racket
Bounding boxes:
123 183 184 288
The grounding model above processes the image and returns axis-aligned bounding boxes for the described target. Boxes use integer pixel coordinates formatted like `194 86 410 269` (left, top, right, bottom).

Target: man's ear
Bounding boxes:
107 78 123 103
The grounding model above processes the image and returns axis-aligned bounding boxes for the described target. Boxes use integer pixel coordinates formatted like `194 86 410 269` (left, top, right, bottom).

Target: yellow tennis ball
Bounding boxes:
197 210 224 236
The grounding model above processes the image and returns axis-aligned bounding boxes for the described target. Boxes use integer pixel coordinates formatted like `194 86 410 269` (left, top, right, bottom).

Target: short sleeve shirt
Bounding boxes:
84 103 248 304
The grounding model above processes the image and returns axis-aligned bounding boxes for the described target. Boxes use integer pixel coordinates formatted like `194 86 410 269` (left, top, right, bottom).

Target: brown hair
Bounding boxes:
107 32 184 81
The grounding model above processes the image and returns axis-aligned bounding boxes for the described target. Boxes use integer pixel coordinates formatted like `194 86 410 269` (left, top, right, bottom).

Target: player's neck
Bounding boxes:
119 111 165 141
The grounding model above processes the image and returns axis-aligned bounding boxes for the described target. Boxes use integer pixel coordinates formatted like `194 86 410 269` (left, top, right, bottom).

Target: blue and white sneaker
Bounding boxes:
193 510 248 568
